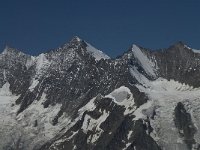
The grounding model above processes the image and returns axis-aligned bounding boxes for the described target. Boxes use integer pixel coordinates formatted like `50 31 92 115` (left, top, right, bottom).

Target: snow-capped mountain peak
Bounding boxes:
69 36 82 43
73 35 81 42
62 36 110 61
2 38 200 150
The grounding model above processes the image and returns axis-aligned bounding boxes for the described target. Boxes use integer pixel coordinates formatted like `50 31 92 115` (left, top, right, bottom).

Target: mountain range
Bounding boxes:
1 36 200 150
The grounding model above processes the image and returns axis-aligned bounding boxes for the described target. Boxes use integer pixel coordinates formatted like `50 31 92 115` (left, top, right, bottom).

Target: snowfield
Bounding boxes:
131 67 200 150
0 83 72 149
2 66 200 150
0 83 20 149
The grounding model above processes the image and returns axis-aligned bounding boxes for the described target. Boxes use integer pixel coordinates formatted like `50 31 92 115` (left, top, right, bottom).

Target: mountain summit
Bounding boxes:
1 37 200 150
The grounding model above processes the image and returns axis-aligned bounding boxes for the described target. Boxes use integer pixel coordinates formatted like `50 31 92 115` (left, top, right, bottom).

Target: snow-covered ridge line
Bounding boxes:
192 49 200 54
184 45 200 54
85 42 110 61
1 37 110 64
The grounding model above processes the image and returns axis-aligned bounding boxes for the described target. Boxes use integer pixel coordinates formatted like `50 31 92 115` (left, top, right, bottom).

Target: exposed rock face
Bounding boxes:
174 102 197 149
153 42 200 87
1 37 200 150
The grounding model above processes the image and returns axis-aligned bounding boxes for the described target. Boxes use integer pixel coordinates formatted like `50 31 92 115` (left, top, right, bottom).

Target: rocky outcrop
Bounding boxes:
174 102 198 149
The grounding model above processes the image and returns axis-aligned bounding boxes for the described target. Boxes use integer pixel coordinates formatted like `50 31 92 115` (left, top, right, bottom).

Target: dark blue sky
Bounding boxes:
0 0 200 57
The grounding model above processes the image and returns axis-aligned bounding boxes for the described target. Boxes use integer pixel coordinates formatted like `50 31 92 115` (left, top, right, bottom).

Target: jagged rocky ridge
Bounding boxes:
1 37 200 150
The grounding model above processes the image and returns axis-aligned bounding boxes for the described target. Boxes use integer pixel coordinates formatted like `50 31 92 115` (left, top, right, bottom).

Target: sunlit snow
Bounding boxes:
130 67 200 149
86 42 110 61
132 44 157 77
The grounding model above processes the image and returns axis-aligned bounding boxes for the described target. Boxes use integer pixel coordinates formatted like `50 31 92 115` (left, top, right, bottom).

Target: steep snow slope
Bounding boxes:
184 44 200 54
85 42 110 60
131 45 157 77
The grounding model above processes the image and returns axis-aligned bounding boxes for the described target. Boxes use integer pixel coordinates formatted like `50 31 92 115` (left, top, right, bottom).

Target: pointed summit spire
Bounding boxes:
69 36 82 44
60 36 110 61
61 36 84 50
73 36 82 42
